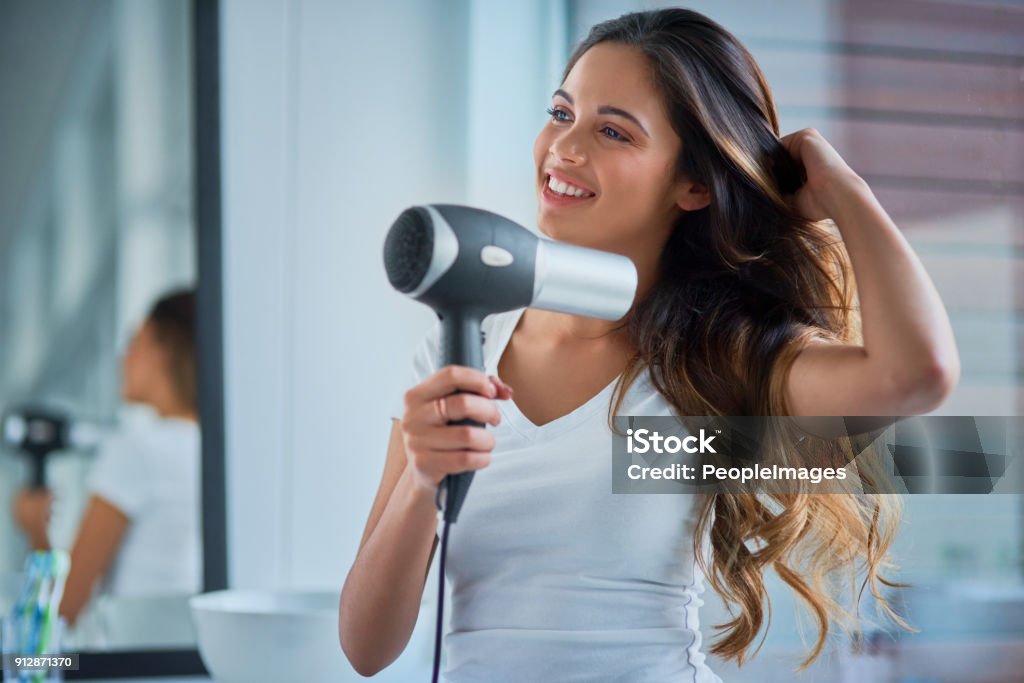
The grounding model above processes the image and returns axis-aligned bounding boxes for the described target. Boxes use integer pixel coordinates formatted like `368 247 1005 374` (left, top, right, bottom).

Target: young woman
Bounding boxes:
13 289 201 628
340 9 959 681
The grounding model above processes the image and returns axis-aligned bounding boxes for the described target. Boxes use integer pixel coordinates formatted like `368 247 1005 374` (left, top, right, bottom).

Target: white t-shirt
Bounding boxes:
394 307 722 683
85 416 202 597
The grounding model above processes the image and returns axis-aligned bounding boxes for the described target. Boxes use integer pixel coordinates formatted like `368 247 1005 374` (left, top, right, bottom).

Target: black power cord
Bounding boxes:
431 333 487 682
431 516 452 683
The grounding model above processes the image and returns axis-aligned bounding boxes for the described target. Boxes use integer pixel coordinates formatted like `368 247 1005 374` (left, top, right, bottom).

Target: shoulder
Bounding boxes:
96 418 198 465
94 428 142 464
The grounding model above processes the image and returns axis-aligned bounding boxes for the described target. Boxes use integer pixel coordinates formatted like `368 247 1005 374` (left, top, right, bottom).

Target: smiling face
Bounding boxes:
533 41 709 253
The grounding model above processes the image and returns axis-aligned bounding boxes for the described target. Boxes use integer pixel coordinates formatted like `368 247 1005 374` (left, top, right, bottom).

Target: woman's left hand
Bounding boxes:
779 128 864 222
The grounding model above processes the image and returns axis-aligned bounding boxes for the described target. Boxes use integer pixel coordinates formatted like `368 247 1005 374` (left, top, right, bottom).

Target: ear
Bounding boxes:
674 179 711 212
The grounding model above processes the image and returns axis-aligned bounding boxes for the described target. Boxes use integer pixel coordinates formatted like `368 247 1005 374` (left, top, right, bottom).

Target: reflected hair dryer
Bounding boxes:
2 407 69 489
383 204 637 523
2 405 110 489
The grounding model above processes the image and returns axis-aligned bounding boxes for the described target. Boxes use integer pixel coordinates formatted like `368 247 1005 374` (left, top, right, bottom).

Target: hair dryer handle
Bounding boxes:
30 453 47 489
434 311 487 524
437 400 482 523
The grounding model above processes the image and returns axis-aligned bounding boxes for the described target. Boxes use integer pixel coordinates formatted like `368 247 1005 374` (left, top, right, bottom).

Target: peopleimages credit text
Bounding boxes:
625 427 848 484
614 416 1023 495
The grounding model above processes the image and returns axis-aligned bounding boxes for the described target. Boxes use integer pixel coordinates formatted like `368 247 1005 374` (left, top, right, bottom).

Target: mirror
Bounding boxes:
0 0 221 673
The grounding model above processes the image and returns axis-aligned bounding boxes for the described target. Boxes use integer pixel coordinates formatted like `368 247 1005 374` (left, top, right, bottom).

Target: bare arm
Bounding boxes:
340 367 509 677
339 419 440 677
60 495 129 627
13 489 54 551
783 130 960 417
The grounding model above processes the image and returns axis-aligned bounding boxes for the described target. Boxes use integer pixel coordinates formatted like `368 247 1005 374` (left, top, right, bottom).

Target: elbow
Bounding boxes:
339 634 380 679
345 654 381 679
893 354 960 414
339 635 386 678
58 588 83 630
339 622 373 677
338 599 388 678
920 353 960 411
59 603 81 631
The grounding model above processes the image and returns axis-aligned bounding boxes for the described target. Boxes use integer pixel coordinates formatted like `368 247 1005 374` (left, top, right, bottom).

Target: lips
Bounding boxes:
544 169 597 197
541 183 594 209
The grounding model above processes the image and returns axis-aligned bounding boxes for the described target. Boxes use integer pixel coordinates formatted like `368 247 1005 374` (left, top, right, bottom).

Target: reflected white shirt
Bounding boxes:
86 416 201 597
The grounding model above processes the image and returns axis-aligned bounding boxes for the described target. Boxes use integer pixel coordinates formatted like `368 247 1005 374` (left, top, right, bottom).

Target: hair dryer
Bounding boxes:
383 204 637 523
3 406 110 488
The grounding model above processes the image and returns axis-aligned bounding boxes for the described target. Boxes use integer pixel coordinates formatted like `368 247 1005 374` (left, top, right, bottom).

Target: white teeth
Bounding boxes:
547 175 592 198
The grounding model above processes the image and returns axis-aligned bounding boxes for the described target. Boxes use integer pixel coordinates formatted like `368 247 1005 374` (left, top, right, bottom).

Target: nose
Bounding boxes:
549 125 587 165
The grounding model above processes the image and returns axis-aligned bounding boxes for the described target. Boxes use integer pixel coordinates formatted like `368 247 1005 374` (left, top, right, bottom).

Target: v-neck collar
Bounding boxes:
486 307 621 442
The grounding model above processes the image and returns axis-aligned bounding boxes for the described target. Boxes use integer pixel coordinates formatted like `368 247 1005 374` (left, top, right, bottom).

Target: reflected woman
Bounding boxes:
13 289 201 628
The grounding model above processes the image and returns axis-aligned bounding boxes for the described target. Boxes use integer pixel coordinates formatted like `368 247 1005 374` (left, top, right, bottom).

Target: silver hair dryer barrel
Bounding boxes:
532 239 636 320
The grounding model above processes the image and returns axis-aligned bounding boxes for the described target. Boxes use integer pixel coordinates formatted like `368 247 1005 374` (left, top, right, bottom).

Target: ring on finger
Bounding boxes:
434 396 450 422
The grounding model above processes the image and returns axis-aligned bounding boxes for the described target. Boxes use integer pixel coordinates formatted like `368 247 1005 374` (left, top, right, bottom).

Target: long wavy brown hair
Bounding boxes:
568 9 911 670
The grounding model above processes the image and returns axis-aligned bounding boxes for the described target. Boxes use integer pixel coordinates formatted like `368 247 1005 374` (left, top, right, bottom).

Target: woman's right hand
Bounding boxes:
13 488 53 548
399 366 514 494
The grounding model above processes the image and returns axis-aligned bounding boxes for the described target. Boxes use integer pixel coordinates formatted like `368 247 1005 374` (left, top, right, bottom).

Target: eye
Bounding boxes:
601 126 629 142
546 106 631 143
545 106 570 123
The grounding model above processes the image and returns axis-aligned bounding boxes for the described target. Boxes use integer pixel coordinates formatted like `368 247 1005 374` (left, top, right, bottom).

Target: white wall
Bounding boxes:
221 0 564 676
222 0 466 590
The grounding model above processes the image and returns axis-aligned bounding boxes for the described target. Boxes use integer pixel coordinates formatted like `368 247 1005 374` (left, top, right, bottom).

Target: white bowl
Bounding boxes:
189 589 351 683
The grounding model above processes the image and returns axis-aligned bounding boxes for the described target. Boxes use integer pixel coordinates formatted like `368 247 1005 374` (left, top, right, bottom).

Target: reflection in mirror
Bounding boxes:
0 0 199 654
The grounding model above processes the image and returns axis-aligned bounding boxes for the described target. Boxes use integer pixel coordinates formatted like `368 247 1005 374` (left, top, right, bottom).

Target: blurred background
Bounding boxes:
0 0 1021 681
0 0 198 655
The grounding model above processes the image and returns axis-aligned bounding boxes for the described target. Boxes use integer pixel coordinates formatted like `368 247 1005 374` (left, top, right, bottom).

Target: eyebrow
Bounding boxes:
552 88 650 138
